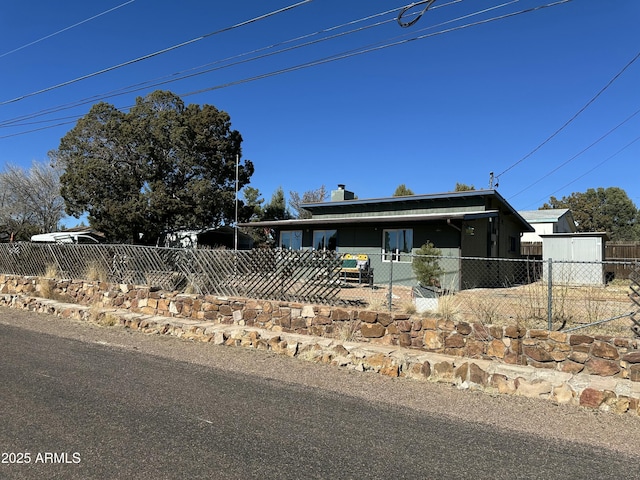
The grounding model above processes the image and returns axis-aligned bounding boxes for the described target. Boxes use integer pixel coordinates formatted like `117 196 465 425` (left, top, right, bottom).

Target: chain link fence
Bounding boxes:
0 243 636 335
337 253 636 335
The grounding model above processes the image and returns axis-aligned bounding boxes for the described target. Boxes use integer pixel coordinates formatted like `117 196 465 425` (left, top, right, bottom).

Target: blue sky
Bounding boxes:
1 0 638 225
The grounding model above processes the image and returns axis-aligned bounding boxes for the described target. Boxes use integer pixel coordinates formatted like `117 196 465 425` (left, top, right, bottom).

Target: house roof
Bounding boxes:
238 210 500 228
518 209 572 224
239 188 534 232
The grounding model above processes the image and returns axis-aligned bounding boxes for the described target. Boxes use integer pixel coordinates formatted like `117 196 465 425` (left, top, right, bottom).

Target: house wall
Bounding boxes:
335 222 462 287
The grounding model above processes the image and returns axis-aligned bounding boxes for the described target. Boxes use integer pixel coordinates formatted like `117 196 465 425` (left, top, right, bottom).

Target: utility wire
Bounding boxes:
525 133 640 208
180 1 569 97
0 0 465 128
0 0 568 138
508 106 640 199
398 0 438 27
496 47 640 181
0 0 313 107
0 0 136 59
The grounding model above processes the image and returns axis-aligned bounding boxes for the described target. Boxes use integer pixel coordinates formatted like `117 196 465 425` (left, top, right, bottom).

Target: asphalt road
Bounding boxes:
1 309 639 479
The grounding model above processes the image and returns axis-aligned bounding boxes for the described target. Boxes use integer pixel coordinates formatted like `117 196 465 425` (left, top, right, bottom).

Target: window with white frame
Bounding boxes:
312 229 337 251
382 228 413 262
280 230 302 250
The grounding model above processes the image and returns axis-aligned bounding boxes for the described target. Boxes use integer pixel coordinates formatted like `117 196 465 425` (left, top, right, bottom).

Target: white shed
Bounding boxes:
540 233 608 285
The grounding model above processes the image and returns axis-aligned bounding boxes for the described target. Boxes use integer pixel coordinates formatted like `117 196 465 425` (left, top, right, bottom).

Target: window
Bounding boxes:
509 235 518 253
312 230 337 251
383 228 413 262
280 230 302 250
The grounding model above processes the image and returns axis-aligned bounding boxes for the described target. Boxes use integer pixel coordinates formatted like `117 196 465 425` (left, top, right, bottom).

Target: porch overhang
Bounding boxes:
238 210 500 228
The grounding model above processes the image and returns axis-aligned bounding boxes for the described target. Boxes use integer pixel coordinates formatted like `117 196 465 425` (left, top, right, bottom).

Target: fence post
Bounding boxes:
388 254 394 311
547 257 553 331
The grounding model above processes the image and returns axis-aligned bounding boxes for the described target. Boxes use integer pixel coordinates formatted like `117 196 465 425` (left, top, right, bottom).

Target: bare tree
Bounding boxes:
289 185 328 219
0 161 65 241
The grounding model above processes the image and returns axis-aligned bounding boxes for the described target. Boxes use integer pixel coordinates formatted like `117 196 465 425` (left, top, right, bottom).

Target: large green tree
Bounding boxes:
54 91 254 243
543 187 639 241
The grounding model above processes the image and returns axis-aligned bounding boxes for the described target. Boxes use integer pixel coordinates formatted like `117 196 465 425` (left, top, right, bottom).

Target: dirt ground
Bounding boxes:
337 280 637 338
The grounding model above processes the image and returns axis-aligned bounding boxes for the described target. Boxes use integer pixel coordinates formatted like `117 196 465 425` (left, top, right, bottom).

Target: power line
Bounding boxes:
0 0 313 107
496 47 640 181
0 0 467 129
0 0 136 59
508 106 640 200
0 0 571 139
176 1 570 100
524 133 640 208
397 0 438 28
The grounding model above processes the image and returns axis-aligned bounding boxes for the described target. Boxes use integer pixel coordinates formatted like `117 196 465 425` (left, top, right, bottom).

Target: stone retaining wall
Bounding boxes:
1 274 640 415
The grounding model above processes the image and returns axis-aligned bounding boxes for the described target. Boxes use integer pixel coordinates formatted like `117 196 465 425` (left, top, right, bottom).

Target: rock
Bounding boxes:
622 352 640 363
514 378 552 397
377 312 393 327
487 339 507 359
491 374 516 395
559 360 584 374
361 323 385 338
456 322 472 335
568 351 590 364
570 334 594 345
579 388 606 409
552 384 575 404
433 361 454 380
358 310 378 323
398 333 412 347
468 363 489 386
523 346 555 363
423 330 442 349
585 357 620 377
591 341 619 360
445 333 466 348
421 361 432 378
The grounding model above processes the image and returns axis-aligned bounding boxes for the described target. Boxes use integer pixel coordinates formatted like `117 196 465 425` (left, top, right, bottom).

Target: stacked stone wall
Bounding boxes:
2 274 640 414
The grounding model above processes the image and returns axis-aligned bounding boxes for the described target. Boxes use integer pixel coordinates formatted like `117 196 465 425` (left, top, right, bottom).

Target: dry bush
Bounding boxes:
331 320 362 342
403 302 417 315
461 289 501 324
44 263 59 279
85 261 108 283
88 304 119 327
38 278 53 299
435 292 460 321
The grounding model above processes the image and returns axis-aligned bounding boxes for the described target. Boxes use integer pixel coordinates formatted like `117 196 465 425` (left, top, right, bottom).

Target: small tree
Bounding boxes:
393 184 414 196
455 183 475 191
412 242 444 287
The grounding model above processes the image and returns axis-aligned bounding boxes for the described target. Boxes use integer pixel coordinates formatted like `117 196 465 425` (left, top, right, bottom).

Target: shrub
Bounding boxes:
412 242 444 287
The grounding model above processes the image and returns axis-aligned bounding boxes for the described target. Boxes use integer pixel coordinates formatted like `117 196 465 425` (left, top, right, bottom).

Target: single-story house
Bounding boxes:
239 185 534 289
519 209 577 257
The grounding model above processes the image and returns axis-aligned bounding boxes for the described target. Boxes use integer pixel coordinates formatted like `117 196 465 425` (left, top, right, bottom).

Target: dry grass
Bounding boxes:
38 278 54 299
337 280 635 337
44 263 59 279
88 304 119 327
85 261 108 283
331 320 362 342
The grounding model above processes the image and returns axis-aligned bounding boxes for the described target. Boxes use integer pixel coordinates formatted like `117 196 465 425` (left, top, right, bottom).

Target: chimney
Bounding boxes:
331 184 355 202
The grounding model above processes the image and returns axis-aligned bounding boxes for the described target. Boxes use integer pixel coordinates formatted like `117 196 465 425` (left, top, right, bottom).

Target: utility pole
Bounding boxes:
234 154 239 251
488 172 498 189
